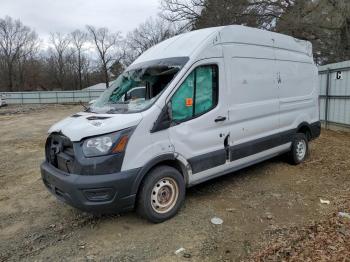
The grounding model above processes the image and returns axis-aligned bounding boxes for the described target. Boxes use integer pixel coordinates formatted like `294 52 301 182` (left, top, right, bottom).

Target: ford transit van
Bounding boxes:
41 25 321 223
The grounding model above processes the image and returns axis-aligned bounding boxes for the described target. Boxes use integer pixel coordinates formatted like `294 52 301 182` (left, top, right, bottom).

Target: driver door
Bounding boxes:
168 58 230 175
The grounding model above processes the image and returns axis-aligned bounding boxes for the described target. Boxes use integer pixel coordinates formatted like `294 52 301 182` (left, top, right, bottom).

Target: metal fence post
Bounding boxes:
325 68 331 129
56 92 58 104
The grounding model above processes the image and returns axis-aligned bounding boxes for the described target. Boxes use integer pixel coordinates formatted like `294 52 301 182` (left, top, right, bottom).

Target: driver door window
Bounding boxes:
171 65 218 122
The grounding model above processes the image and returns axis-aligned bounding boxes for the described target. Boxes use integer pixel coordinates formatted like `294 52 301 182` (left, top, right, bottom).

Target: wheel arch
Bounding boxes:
296 122 312 141
131 154 189 196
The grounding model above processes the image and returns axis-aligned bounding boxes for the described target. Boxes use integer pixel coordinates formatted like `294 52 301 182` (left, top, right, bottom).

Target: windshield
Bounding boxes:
90 57 189 114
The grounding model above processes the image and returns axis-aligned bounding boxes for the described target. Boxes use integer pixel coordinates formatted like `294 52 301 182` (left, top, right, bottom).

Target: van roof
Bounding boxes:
132 27 221 65
132 25 312 66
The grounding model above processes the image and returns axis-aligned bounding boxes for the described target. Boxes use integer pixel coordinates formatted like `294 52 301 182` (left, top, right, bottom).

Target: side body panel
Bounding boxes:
186 41 318 185
274 49 319 133
187 42 284 185
224 43 280 149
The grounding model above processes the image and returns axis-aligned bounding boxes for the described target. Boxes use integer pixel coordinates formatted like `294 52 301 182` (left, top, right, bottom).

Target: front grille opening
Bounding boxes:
45 133 75 173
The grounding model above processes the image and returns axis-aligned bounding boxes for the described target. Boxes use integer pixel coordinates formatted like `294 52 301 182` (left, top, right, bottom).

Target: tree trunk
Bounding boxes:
18 59 25 89
78 51 83 90
7 62 14 92
103 63 109 88
78 65 83 90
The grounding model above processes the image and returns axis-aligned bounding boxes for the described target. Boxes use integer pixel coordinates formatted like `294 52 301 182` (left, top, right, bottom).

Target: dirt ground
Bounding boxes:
0 104 349 262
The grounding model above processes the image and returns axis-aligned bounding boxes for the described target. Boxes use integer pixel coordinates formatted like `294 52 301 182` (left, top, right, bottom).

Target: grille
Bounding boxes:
45 134 75 173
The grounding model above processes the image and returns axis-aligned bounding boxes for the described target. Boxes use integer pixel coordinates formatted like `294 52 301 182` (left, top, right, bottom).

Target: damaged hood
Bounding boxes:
48 112 143 141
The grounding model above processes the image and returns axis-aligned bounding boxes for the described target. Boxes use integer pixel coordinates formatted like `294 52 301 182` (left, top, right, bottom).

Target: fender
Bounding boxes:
296 121 311 133
130 153 192 195
296 121 321 140
130 154 175 195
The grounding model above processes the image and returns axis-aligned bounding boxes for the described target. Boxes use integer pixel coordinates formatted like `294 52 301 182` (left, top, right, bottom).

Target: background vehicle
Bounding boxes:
0 95 7 107
41 25 320 223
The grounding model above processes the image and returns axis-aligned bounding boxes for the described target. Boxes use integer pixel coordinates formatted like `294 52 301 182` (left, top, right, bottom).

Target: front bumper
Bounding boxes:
41 161 140 213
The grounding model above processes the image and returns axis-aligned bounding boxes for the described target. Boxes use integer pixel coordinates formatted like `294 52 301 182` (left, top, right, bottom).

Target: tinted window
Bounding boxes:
171 65 218 122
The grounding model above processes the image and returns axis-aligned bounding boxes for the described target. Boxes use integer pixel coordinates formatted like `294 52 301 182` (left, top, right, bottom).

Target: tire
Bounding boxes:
137 165 185 223
287 133 309 165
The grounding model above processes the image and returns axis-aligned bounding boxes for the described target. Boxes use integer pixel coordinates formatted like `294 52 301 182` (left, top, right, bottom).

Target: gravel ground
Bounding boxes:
0 105 349 261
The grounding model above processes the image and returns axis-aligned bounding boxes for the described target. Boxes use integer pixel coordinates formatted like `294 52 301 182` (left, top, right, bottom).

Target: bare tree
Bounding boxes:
71 30 87 89
49 32 72 89
161 0 295 30
86 25 124 88
161 0 205 30
125 17 179 65
17 44 40 88
0 16 39 91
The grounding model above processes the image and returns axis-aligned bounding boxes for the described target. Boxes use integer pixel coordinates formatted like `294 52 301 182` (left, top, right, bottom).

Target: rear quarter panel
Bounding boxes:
276 48 319 131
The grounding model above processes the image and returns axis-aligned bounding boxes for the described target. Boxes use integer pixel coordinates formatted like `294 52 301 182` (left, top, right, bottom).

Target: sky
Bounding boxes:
0 0 160 40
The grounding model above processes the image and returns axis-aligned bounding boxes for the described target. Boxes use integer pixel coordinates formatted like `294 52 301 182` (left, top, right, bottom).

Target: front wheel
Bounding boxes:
137 165 185 223
287 133 309 165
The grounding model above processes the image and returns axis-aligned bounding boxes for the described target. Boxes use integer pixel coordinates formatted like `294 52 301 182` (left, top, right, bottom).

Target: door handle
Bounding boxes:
215 116 226 122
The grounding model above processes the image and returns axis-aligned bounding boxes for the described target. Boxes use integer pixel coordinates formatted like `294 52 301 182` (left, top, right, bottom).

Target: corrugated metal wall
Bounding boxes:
0 90 104 104
319 60 350 127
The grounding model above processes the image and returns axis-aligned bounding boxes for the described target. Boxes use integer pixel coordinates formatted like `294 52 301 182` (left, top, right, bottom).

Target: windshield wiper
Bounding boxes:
80 101 90 112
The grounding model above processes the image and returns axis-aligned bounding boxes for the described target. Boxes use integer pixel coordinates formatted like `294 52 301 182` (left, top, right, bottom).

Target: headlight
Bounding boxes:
82 129 132 157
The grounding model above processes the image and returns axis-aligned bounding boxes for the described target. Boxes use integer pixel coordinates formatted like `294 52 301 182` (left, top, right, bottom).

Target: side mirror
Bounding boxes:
150 103 172 133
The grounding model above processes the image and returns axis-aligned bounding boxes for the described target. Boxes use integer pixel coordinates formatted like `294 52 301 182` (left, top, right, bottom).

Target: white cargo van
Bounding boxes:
41 25 320 223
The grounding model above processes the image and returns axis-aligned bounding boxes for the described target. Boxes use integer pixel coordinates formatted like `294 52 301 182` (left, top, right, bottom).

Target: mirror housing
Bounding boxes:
150 103 172 133
88 99 96 105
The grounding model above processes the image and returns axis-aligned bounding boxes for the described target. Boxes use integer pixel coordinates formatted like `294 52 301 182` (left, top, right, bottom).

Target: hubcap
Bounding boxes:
296 139 306 160
151 177 179 214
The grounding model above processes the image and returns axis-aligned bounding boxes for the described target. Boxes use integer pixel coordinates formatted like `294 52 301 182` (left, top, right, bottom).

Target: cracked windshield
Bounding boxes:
91 58 188 114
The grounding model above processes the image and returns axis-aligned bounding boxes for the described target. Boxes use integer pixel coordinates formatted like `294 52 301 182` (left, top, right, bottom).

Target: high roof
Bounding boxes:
131 25 312 66
132 27 221 65
219 25 312 56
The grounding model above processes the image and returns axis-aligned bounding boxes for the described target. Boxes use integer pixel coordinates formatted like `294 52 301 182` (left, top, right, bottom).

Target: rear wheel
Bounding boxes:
137 165 185 223
287 133 308 165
